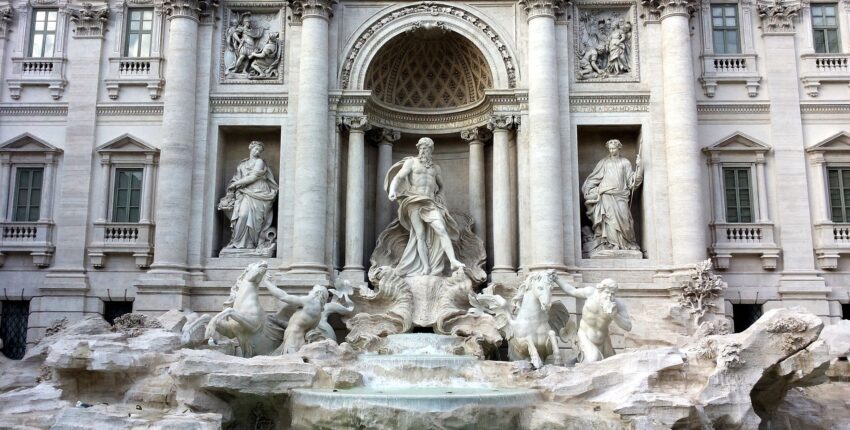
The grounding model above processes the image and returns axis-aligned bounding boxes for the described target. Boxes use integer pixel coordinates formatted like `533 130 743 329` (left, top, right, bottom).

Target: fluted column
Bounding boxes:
488 115 519 274
149 0 214 274
288 0 336 277
341 116 370 282
372 128 401 233
646 0 707 266
461 127 490 244
520 0 566 271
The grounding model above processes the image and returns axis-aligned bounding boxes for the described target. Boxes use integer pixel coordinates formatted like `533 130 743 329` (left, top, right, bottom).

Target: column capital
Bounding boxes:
757 0 801 34
487 114 520 132
287 0 337 22
642 0 697 19
519 0 567 20
370 128 401 145
68 2 109 39
461 127 492 144
0 5 13 40
341 116 371 133
163 0 217 21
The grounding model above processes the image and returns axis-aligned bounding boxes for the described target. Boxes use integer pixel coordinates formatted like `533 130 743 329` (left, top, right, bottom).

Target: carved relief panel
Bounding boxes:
573 1 640 83
219 4 284 84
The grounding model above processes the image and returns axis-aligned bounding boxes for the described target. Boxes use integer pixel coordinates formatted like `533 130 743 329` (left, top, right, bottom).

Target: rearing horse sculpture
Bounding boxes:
201 260 267 357
470 269 571 368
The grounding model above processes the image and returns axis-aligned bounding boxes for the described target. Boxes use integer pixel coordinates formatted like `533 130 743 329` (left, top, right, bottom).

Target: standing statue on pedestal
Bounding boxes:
556 278 632 363
218 141 278 256
582 139 643 258
386 137 466 276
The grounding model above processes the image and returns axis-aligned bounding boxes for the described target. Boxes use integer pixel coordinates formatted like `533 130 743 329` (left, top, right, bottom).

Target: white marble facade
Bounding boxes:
0 0 849 346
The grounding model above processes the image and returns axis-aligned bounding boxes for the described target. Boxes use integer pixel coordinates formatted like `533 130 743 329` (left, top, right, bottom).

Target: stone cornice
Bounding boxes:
96 104 164 116
757 0 800 34
0 5 12 39
0 104 68 116
286 0 336 23
569 94 649 112
68 2 109 39
519 0 567 19
800 103 850 114
163 0 218 21
209 95 288 113
641 0 697 19
696 103 770 113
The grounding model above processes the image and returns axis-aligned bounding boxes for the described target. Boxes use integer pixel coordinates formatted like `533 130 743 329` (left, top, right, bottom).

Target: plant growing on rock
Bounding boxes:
679 259 727 324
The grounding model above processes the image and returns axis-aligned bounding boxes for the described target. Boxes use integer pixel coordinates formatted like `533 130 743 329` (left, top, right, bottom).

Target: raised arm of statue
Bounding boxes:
554 278 595 299
388 158 412 201
265 280 308 306
613 299 632 331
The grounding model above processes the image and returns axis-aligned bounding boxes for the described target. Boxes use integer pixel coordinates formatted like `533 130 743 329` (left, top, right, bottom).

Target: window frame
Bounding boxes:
722 164 755 223
123 8 155 58
811 3 841 54
826 165 850 222
110 166 144 223
711 3 742 54
11 165 44 223
28 8 59 58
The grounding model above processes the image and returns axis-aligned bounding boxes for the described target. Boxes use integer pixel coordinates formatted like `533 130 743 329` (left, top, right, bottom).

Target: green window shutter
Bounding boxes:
125 9 154 57
723 167 753 223
112 168 144 223
827 168 850 222
711 4 740 54
13 168 43 222
812 4 841 53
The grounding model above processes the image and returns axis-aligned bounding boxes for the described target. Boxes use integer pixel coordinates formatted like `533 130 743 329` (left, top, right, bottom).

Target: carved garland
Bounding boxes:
340 2 517 89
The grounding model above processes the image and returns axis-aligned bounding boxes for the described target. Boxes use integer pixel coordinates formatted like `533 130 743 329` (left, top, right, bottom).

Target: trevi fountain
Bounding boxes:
0 0 850 429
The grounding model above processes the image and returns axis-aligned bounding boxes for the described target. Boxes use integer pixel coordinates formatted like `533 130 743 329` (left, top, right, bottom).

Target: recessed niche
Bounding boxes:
214 126 281 257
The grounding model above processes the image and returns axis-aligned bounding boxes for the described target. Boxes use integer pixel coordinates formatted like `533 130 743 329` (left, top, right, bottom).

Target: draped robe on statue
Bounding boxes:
383 157 461 277
227 158 278 249
581 155 641 251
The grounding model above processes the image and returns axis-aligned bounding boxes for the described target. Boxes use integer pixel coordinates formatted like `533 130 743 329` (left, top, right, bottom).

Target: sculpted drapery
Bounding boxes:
582 139 643 252
219 141 278 253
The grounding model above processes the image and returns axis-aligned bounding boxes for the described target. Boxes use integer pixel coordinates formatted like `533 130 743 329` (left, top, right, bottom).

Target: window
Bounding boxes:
29 9 58 58
112 168 143 223
124 9 154 57
843 303 850 320
723 167 753 223
812 4 841 53
13 167 43 222
828 167 850 222
103 301 133 325
1 300 30 360
732 303 762 333
711 4 740 54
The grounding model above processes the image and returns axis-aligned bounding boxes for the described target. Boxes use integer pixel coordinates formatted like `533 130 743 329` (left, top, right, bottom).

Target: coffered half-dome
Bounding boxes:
365 30 494 111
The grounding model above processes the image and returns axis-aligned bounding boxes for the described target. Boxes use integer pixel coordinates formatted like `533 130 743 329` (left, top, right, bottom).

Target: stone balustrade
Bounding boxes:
7 57 67 99
699 53 761 97
710 222 780 270
813 222 850 269
0 220 55 267
105 57 165 100
800 53 850 97
88 221 155 269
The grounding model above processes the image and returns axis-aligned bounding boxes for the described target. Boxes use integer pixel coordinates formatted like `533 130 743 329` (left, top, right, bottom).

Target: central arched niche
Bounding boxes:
364 29 494 112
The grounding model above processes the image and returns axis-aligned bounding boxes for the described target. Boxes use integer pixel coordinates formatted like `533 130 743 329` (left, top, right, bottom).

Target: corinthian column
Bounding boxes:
644 0 706 267
341 116 370 283
148 0 215 275
461 127 490 244
372 128 401 233
488 115 518 275
287 0 336 278
519 0 566 272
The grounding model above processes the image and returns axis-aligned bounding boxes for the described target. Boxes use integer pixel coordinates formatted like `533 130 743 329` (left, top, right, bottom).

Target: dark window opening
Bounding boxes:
842 303 850 320
1 300 30 360
732 303 763 333
103 301 133 325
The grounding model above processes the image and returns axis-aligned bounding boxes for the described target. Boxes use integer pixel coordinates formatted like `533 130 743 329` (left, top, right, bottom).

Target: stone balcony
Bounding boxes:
800 53 850 97
813 222 850 269
699 54 761 97
6 57 67 100
709 222 780 270
104 57 165 100
0 221 55 267
88 221 155 269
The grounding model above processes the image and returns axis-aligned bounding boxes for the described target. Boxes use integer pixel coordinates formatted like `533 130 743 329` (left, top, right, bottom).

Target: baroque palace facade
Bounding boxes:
0 0 849 355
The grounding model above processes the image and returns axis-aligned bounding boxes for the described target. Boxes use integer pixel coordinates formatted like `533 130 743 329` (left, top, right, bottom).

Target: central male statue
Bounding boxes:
386 137 466 277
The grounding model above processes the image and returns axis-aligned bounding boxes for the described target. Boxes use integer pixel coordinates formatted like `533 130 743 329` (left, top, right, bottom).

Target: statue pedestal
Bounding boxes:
218 247 275 258
589 249 643 259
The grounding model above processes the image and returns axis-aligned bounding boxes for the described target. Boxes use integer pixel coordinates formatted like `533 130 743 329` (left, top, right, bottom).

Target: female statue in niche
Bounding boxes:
581 139 643 258
218 141 278 256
